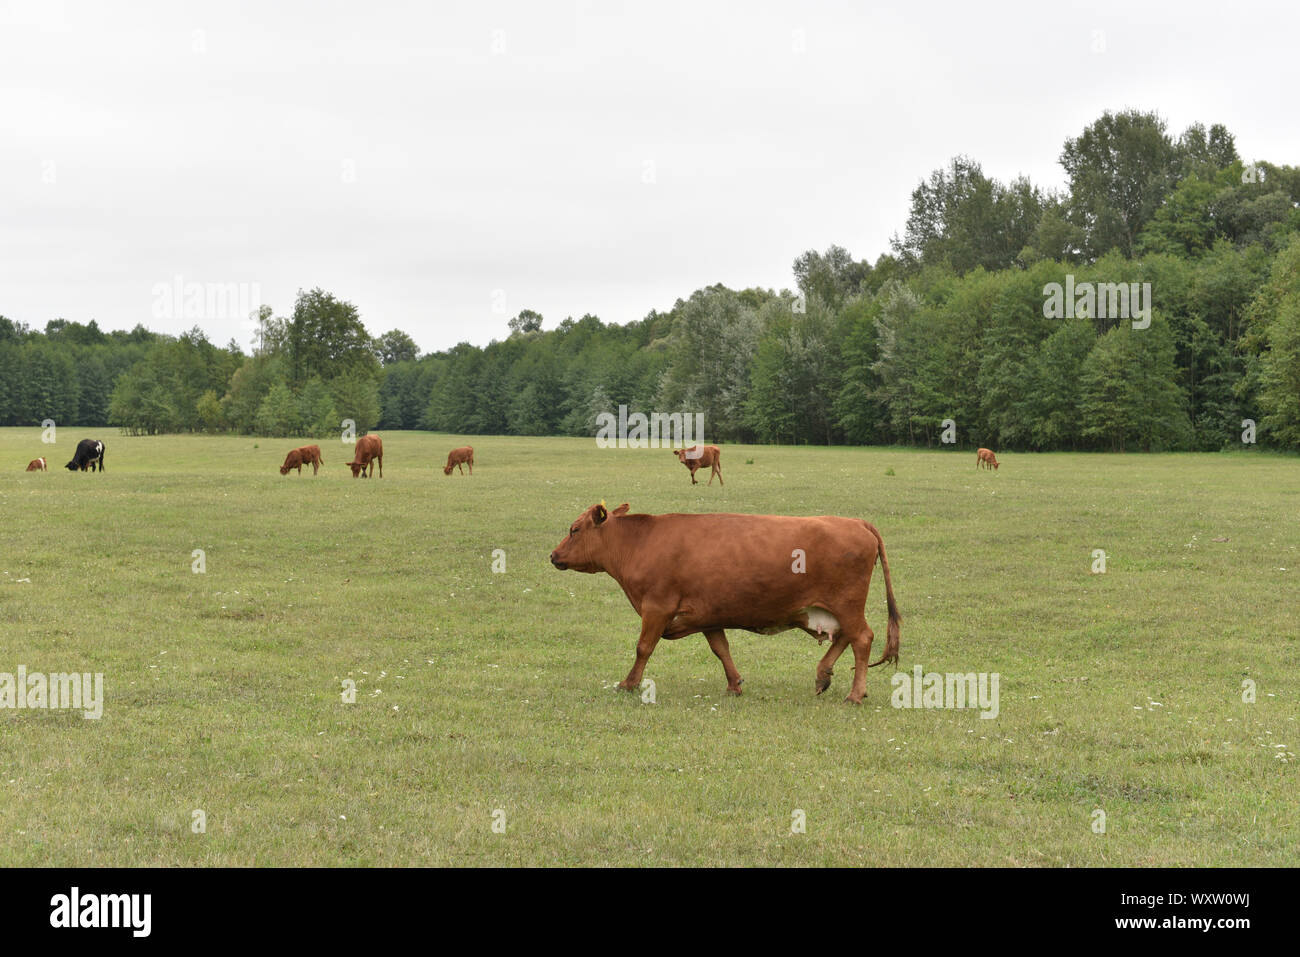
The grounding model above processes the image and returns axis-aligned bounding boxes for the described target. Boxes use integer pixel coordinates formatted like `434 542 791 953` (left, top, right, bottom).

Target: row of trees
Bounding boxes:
3 110 1299 450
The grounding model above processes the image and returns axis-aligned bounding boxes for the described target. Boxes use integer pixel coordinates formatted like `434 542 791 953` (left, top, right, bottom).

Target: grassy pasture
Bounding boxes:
0 428 1296 866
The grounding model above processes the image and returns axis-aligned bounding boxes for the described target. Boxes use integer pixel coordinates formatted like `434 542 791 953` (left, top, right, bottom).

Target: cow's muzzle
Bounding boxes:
549 552 567 570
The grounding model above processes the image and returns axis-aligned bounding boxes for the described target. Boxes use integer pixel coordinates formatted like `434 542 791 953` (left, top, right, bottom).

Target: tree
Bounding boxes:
892 156 1044 273
1079 319 1191 451
508 309 544 336
329 370 382 433
792 246 871 308
298 377 340 436
374 329 420 365
255 383 302 437
655 286 764 440
286 288 377 383
1251 236 1300 448
1060 110 1179 259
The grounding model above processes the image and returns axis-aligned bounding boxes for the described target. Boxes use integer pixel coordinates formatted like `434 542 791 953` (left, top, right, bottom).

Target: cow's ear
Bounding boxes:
611 503 630 517
592 503 608 525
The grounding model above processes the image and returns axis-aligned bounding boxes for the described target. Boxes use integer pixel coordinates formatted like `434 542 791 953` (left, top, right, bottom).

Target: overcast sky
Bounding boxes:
3 0 1298 354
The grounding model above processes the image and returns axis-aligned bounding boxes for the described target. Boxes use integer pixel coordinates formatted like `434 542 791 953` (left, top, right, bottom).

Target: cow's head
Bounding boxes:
64 460 79 472
348 460 366 478
992 459 999 470
280 463 293 475
550 502 630 573
443 464 454 475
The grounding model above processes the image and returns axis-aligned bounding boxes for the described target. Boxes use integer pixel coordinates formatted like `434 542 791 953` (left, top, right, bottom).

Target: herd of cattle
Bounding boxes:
20 431 1007 702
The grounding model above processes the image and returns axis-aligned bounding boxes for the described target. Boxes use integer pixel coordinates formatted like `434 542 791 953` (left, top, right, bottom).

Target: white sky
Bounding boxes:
2 0 1297 354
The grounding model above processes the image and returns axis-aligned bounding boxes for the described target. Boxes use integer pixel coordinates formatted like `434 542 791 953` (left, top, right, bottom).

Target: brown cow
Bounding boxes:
443 446 474 476
976 448 999 471
26 457 47 472
281 445 323 475
348 434 383 478
673 444 723 486
550 503 900 703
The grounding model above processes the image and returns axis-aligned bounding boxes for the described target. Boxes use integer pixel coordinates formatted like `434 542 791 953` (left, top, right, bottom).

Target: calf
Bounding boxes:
26 457 47 472
673 444 723 486
550 503 900 703
443 446 474 476
347 434 383 478
281 445 323 475
65 439 105 472
976 448 999 471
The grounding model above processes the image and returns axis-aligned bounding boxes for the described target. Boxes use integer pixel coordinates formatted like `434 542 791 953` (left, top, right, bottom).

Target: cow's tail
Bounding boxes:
862 521 900 668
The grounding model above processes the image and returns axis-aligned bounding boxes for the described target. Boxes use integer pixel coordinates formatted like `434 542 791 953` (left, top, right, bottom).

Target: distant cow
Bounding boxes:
281 444 323 476
348 434 383 478
444 446 474 476
26 457 47 472
976 448 999 471
673 444 723 486
65 439 105 472
550 503 900 703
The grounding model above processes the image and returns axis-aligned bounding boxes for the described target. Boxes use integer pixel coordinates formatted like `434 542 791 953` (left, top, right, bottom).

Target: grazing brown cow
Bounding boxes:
673 444 723 486
347 434 383 478
26 457 47 472
443 446 474 476
280 445 324 476
550 503 900 703
976 448 999 471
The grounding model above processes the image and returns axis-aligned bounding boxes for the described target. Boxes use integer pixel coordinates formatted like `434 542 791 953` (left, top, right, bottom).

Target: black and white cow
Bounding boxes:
65 439 106 472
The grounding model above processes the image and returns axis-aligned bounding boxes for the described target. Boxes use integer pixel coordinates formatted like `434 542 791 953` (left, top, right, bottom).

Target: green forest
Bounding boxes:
4 110 1299 451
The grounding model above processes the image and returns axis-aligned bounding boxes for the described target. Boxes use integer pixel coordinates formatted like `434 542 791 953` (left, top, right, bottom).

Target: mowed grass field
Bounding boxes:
0 428 1296 867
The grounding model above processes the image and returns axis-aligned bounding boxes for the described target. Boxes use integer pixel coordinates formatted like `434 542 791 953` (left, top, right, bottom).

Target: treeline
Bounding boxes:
4 109 1300 450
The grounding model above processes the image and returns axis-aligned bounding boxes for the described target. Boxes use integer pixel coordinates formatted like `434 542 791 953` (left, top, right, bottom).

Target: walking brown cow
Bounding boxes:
444 446 474 476
673 444 723 485
347 434 383 478
976 448 999 470
550 503 900 703
281 445 324 475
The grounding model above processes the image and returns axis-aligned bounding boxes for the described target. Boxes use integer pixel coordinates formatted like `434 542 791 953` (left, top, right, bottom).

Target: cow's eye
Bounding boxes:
569 526 579 536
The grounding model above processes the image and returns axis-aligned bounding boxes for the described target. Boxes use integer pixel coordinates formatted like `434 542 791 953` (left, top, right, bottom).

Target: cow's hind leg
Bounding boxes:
704 629 743 695
815 633 851 695
844 621 876 704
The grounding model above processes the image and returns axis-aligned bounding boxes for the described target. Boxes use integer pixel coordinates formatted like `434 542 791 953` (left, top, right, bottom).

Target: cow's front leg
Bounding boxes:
704 629 743 694
618 611 669 692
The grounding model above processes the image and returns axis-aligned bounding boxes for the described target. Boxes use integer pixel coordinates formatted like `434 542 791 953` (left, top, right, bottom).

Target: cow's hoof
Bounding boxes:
726 679 744 696
616 680 638 692
844 693 864 705
815 673 832 695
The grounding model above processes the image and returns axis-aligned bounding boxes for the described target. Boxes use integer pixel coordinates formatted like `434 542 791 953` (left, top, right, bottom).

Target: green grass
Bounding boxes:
1 429 1296 866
